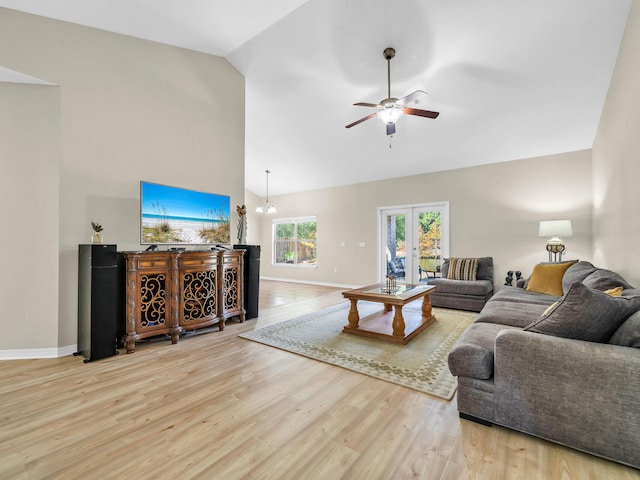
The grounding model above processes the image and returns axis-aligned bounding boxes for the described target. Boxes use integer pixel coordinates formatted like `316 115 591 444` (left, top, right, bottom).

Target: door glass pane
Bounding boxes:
417 211 442 282
384 213 406 281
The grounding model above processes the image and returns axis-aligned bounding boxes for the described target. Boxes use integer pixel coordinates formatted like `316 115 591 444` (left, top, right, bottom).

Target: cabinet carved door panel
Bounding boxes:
124 252 178 353
140 273 168 328
180 268 219 329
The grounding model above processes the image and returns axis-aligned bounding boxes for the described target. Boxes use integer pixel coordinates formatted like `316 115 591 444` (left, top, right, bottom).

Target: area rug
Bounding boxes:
240 302 476 400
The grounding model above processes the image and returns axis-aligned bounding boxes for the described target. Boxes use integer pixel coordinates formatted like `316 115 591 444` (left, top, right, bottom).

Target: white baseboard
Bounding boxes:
0 344 77 360
260 276 358 289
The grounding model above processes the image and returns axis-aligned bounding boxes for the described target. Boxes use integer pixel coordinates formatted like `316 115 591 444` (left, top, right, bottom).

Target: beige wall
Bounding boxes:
593 0 640 287
254 150 593 291
0 8 245 355
0 84 60 351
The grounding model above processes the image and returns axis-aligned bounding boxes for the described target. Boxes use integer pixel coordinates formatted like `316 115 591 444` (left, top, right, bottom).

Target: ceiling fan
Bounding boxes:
345 47 439 136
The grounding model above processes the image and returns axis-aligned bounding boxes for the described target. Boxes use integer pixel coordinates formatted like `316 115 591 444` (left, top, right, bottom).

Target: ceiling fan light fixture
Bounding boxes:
377 103 403 125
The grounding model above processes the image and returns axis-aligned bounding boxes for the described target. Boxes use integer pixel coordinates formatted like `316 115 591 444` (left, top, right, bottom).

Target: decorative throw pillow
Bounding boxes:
582 269 634 291
561 261 596 293
604 286 624 297
447 258 478 281
609 310 640 348
524 282 640 342
525 261 576 296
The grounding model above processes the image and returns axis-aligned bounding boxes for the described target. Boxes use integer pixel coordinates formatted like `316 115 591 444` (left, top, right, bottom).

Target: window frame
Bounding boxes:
272 216 317 268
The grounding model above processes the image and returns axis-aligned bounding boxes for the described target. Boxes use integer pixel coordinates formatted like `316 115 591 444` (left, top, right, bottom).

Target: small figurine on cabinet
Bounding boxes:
236 205 247 244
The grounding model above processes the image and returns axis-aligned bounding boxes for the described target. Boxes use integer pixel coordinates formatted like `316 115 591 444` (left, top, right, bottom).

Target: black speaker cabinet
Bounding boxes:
77 244 120 362
234 244 260 319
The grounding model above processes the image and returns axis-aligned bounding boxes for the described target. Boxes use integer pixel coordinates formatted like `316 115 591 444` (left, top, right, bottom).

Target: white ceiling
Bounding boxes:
0 0 632 197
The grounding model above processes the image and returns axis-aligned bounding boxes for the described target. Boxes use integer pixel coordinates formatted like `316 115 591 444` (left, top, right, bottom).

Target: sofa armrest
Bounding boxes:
494 329 640 467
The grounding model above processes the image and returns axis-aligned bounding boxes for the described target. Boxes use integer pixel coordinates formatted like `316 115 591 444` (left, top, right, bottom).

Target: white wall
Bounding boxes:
0 8 245 354
593 0 640 287
254 150 593 291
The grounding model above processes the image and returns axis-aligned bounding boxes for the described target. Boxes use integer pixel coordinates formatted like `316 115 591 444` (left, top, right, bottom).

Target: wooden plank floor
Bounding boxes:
1 280 638 479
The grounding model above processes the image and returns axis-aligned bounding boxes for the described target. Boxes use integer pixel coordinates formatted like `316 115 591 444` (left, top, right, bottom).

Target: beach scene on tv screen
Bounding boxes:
141 182 230 244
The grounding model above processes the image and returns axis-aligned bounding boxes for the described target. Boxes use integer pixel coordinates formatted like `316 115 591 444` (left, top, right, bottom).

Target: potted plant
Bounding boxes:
91 221 104 243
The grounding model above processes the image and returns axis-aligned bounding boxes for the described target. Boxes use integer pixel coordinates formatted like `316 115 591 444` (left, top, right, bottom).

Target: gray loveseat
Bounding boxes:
428 257 494 312
447 261 640 469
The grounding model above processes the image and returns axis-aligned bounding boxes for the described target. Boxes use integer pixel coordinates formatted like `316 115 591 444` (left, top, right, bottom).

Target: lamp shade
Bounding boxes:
538 220 573 238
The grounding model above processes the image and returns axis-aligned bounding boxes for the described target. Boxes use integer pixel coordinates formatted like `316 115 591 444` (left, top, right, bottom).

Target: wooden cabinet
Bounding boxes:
122 250 244 353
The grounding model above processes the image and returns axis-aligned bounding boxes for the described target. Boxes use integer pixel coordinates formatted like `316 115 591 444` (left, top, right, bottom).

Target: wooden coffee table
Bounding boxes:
341 283 436 344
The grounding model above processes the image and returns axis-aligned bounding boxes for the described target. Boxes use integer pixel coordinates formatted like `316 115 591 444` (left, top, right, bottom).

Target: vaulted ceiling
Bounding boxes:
0 1 632 196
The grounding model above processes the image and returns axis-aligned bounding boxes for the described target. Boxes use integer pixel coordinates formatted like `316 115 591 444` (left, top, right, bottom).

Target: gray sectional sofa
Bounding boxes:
428 257 494 312
447 261 640 469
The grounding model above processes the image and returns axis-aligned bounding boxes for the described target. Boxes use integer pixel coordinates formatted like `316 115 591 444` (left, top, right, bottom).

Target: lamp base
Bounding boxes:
546 243 566 262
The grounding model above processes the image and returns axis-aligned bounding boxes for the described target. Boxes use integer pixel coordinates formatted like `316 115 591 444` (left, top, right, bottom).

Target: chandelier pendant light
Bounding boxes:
256 169 276 214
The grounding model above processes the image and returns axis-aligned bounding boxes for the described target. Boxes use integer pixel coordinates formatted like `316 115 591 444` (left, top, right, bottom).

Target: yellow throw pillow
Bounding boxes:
605 286 624 296
526 262 576 296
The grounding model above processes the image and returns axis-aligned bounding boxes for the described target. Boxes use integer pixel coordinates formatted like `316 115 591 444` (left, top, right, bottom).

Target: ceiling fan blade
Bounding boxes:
396 90 427 106
386 123 396 136
345 112 378 128
353 102 380 108
403 107 440 119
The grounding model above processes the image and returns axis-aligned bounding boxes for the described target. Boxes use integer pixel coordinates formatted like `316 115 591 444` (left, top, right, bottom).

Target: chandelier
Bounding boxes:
256 169 276 214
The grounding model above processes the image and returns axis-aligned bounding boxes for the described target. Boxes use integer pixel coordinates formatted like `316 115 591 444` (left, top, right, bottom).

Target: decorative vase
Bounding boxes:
92 232 103 244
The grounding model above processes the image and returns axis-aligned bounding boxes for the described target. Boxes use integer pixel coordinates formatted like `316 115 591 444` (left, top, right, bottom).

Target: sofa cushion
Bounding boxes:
609 310 640 348
562 261 597 293
429 278 492 296
476 299 552 328
447 323 520 380
447 258 478 280
526 261 576 296
490 287 558 305
524 282 640 342
582 269 634 291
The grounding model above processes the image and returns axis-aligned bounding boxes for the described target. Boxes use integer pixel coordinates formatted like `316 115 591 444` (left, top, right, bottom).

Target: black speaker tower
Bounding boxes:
234 244 260 319
77 244 120 362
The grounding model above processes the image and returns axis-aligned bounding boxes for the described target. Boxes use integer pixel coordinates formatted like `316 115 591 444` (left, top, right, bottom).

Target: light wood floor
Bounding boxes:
1 280 638 479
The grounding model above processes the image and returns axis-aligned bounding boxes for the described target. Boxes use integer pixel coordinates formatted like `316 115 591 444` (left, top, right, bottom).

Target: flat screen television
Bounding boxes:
140 181 231 245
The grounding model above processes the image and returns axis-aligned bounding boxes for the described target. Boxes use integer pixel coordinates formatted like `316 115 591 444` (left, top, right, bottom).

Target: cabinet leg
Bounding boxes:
170 328 180 345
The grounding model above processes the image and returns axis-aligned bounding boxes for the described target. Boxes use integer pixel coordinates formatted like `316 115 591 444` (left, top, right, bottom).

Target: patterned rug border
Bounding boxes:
240 303 475 400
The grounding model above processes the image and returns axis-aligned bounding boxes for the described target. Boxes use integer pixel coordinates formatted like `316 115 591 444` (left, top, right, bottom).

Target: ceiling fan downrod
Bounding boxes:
383 47 395 99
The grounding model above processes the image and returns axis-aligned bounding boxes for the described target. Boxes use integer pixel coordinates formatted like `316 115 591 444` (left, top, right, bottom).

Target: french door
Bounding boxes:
379 202 449 284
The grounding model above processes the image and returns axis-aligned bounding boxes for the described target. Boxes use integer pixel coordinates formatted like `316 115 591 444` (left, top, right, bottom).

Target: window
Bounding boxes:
273 216 317 266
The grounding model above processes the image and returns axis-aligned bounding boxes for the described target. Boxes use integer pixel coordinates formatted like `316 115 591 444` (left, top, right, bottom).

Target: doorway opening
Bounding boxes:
379 202 449 284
